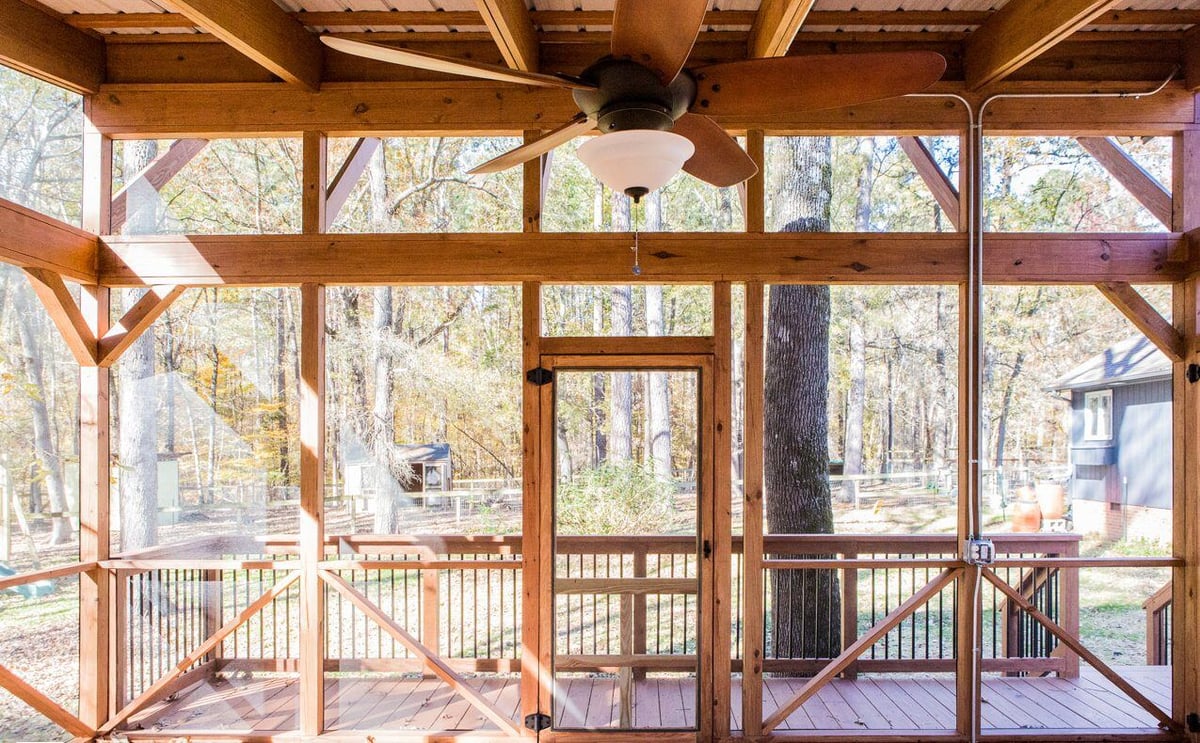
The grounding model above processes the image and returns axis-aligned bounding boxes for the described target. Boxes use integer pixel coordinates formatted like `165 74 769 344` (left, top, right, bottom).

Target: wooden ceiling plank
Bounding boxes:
1077 137 1173 228
1184 26 1200 92
1095 281 1185 362
158 0 323 90
475 0 539 72
111 138 209 232
749 0 817 58
96 231 1185 286
98 285 186 366
23 268 98 366
0 198 98 283
325 137 381 231
0 0 104 94
964 0 1123 90
898 136 962 231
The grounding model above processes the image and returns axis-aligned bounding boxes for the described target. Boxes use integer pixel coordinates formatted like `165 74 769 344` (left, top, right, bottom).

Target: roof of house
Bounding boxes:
1052 335 1170 392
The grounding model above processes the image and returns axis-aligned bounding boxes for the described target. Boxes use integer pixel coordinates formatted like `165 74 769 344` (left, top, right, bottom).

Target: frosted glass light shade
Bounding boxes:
576 129 695 198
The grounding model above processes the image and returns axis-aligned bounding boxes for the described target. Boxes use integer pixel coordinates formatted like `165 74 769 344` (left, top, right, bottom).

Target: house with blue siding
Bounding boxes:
1053 335 1172 542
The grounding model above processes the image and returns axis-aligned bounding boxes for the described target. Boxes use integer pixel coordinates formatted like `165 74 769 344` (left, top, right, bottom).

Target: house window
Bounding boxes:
1084 390 1113 441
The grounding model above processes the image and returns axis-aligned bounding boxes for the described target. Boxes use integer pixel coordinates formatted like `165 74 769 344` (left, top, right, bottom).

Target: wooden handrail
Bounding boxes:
1144 580 1173 665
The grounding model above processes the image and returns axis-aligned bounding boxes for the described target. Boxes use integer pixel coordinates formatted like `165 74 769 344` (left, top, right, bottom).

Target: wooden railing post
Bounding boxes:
422 562 441 678
841 551 858 680
1060 541 1081 678
619 593 634 727
632 547 647 682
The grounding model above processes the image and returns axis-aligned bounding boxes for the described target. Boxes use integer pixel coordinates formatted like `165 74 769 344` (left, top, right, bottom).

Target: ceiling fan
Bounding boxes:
321 0 946 200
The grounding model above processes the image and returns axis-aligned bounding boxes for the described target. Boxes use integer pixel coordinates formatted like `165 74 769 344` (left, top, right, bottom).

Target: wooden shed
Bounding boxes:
0 1 1199 742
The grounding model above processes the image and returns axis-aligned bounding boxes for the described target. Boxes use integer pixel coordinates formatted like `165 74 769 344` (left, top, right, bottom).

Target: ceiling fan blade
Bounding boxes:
611 0 709 84
690 52 947 117
468 115 596 175
671 113 757 188
321 36 595 90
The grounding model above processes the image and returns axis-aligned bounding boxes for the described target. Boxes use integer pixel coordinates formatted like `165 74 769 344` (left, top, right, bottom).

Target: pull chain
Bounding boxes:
630 197 642 276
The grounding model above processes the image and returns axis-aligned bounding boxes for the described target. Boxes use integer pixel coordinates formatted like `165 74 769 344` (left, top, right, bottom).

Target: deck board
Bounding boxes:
126 666 1173 735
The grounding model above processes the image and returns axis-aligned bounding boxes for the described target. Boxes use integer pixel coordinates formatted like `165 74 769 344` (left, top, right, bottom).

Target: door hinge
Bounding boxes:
703 539 712 559
524 712 552 731
526 367 553 386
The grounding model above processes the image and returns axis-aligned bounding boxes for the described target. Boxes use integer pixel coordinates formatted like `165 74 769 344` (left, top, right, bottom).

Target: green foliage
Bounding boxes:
556 462 674 535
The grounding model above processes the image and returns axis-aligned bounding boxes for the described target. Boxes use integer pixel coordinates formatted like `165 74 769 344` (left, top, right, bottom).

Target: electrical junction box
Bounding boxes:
964 538 996 565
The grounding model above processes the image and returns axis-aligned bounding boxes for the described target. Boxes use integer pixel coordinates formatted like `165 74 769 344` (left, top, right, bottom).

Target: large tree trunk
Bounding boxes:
119 140 160 551
765 136 840 660
13 286 71 544
841 317 866 504
368 147 402 533
644 195 672 482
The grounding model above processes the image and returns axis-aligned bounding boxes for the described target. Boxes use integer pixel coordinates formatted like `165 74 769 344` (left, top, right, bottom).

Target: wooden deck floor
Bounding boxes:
125 667 1172 735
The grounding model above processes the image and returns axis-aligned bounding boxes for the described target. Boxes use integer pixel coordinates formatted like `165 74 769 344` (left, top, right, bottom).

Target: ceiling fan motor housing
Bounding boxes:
573 59 696 133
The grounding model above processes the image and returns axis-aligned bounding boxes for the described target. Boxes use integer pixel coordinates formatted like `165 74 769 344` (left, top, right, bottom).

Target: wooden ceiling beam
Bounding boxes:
158 0 323 90
0 198 98 283
1076 137 1172 228
964 0 1123 90
0 0 104 94
476 0 539 72
96 231 1186 286
63 9 1200 31
84 81 1198 137
1184 26 1200 92
749 0 817 57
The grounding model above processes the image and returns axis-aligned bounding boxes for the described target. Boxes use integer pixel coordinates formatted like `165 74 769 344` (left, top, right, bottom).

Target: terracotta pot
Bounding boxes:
1011 493 1042 533
1035 482 1067 520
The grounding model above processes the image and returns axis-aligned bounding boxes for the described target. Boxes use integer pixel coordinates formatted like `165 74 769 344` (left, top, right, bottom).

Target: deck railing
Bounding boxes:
1144 580 1173 665
111 532 1082 703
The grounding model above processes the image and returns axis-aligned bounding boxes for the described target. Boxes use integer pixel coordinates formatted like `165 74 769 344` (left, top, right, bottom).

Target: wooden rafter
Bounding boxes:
1186 26 1200 92
99 571 301 735
325 137 381 230
96 232 1187 286
0 662 91 738
899 136 963 231
157 0 323 91
0 199 98 284
1077 137 1172 228
476 0 539 72
0 0 104 94
23 268 97 366
763 568 962 733
983 568 1176 730
320 570 523 736
749 0 817 58
1095 282 1185 362
964 0 1123 90
97 285 186 367
110 139 209 232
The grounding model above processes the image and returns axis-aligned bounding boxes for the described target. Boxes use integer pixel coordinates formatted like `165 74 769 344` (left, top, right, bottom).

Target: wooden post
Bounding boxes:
712 281 733 740
79 110 111 733
422 559 441 672
741 281 765 738
302 132 327 236
619 593 634 728
523 130 542 234
840 550 858 681
520 280 544 735
1059 541 1081 678
299 282 326 736
1171 127 1200 731
632 546 647 682
745 131 765 233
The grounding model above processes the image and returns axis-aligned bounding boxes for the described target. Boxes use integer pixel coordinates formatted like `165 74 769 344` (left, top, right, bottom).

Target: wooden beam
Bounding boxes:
0 0 104 94
0 661 91 738
744 131 765 232
519 281 543 730
325 137 380 230
1185 26 1200 93
158 0 323 90
97 285 185 366
299 283 325 736
0 199 98 283
302 132 327 236
899 136 963 231
23 268 97 366
1096 282 1185 362
763 569 962 732
97 232 1188 286
476 0 538 72
1077 137 1173 228
964 0 1123 90
84 80 1199 138
110 139 209 232
749 0 817 58
1172 274 1199 729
